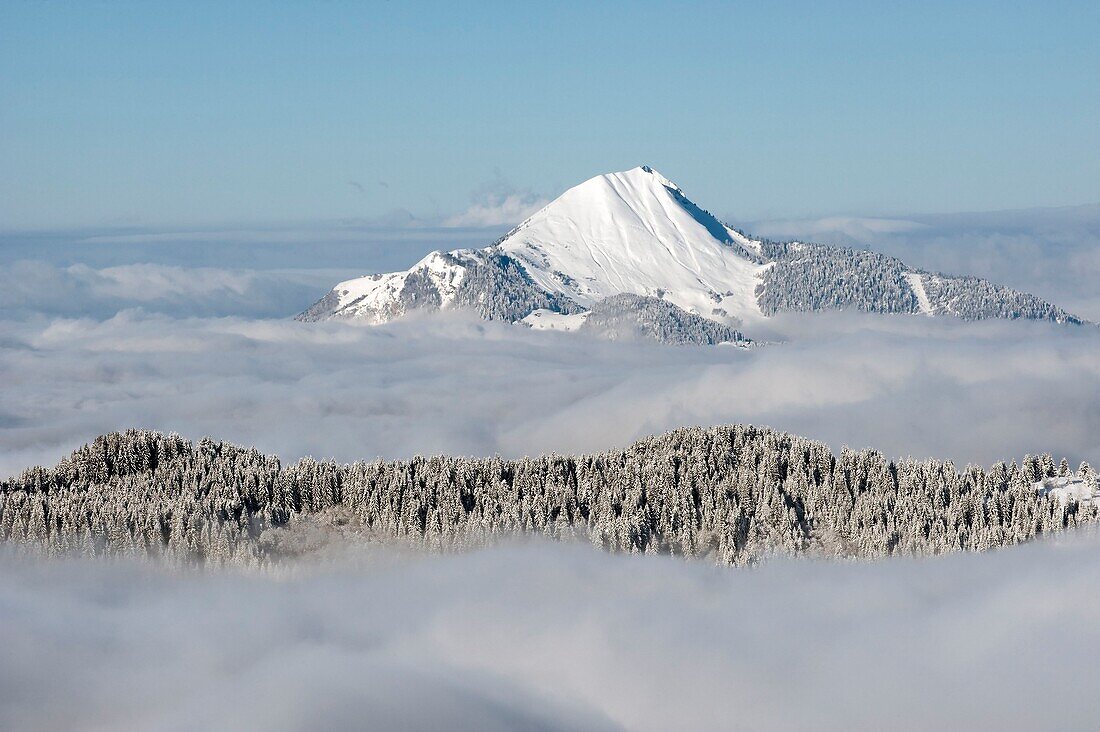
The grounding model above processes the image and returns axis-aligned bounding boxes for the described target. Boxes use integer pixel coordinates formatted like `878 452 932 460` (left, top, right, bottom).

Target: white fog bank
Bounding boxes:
2 532 1099 731
2 309 1098 477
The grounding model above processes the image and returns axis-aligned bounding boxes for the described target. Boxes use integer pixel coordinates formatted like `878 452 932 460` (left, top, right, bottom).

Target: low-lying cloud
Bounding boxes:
2 307 1098 479
0 261 345 320
2 533 1099 731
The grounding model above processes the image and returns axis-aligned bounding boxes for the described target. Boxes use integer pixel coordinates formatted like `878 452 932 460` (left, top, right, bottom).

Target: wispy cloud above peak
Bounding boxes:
748 216 927 241
444 190 550 228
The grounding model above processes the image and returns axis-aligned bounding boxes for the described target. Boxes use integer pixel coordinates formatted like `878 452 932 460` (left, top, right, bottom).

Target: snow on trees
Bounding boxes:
1 426 1095 565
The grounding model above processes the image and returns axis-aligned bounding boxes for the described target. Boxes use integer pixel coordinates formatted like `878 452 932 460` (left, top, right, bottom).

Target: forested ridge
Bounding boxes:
750 236 1082 323
580 293 749 345
2 426 1095 565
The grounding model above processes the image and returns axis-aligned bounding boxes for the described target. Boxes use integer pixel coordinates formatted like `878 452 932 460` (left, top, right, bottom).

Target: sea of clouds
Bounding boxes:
2 204 1099 730
2 309 1099 479
3 531 1099 730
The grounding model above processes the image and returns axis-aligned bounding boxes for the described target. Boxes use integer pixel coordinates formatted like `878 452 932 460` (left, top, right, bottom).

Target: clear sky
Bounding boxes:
2 0 1098 229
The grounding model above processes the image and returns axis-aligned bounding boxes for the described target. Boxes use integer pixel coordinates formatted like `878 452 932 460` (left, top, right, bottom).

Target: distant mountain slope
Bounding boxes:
574 294 749 346
297 249 583 324
753 238 1081 322
299 166 1084 338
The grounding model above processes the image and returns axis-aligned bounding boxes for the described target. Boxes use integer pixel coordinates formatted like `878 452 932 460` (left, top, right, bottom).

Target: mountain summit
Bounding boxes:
298 167 1082 341
494 166 766 323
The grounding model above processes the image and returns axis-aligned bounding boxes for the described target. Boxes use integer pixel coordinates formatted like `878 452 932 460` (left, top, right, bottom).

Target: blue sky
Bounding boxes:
2 0 1098 229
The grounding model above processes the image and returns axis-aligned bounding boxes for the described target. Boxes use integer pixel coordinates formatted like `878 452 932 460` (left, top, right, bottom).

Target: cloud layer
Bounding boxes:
3 533 1100 731
3 305 1099 479
0 261 343 320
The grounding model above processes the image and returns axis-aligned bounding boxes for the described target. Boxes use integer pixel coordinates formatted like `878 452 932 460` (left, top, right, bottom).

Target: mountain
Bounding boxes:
298 166 1083 340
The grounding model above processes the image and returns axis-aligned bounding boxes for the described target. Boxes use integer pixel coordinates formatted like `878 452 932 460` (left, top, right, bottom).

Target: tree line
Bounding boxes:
2 425 1095 565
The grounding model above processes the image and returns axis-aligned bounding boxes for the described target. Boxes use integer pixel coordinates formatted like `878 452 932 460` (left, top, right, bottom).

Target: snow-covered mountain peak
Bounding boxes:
299 167 1083 335
638 164 680 189
513 166 693 232
497 166 765 320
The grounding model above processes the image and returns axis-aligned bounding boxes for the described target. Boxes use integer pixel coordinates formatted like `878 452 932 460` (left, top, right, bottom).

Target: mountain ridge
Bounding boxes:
298 167 1084 339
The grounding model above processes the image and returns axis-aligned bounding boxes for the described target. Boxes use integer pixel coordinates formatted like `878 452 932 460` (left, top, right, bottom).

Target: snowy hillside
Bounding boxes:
299 166 1084 339
1035 474 1099 507
494 167 767 323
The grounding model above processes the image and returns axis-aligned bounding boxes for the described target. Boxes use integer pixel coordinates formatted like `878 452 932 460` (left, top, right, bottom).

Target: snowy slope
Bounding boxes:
523 309 589 332
298 250 474 323
497 166 768 323
904 272 934 315
1034 476 1099 507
